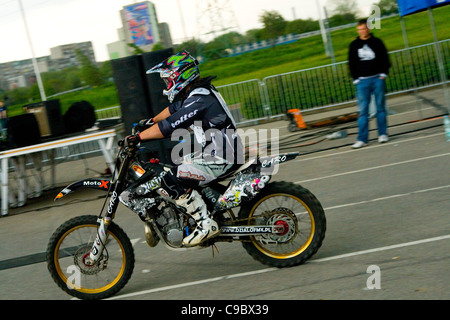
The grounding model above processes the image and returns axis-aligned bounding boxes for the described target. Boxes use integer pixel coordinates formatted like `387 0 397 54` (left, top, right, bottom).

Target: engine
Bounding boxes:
155 203 185 247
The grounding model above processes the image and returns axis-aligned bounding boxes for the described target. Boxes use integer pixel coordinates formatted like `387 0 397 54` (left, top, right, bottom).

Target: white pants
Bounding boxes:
176 156 234 186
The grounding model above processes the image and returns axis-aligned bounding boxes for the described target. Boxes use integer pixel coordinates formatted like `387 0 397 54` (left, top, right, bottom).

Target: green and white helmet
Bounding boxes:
146 50 200 102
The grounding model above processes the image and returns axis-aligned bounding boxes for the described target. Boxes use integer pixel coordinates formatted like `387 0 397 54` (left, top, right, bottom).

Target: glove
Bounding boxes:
135 118 154 132
125 134 141 148
139 118 155 127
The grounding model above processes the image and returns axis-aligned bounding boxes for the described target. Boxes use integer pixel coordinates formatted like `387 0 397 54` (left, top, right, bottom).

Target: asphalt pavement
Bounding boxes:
0 87 449 303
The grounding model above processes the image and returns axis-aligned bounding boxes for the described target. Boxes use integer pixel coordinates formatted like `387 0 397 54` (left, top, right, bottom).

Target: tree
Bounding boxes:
99 61 113 82
375 0 399 16
204 32 245 52
244 29 264 43
151 43 165 51
127 43 146 55
327 0 359 27
75 50 105 87
174 38 204 58
285 18 320 34
329 0 359 16
259 10 287 40
327 13 357 27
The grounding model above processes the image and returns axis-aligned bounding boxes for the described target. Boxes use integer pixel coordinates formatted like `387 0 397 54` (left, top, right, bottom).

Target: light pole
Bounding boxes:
18 0 46 101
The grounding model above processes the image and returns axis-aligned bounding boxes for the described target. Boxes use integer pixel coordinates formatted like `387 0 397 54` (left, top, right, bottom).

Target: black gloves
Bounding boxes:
121 118 153 148
135 118 155 132
124 134 141 148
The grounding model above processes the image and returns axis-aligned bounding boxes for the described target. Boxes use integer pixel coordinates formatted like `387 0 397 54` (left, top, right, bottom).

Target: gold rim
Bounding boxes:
53 223 126 294
249 193 315 259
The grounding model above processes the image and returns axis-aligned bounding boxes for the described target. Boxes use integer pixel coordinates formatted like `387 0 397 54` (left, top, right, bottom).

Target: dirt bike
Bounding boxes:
46 135 326 300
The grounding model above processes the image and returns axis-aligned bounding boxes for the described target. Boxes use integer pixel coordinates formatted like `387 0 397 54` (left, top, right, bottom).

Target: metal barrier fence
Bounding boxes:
51 39 449 161
216 39 450 124
95 106 121 119
90 40 449 126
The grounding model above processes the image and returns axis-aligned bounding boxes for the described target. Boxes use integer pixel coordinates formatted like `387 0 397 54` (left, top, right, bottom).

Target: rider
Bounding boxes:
120 50 243 246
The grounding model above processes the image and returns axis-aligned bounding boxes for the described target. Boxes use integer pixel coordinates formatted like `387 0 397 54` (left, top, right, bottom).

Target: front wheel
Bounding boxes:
46 215 135 300
239 181 326 268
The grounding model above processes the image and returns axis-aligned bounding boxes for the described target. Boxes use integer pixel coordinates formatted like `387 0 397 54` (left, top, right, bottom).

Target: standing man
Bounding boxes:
349 18 391 149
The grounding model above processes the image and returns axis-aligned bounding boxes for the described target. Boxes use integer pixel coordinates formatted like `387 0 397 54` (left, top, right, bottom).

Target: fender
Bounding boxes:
259 152 299 168
55 178 112 200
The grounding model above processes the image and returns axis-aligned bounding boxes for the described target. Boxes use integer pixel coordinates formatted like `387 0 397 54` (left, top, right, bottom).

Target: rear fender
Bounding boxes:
55 178 112 200
259 152 299 168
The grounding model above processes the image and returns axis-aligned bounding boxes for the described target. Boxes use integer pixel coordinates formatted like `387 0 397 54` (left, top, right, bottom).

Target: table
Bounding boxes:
0 129 117 216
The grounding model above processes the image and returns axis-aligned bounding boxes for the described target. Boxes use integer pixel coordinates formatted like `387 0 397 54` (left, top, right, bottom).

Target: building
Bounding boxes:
0 42 96 91
107 28 129 60
107 1 172 60
0 56 50 91
158 22 173 49
50 41 96 70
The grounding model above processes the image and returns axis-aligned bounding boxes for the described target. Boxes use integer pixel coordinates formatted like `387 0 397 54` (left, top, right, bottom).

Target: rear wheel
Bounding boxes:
239 181 326 267
46 215 134 300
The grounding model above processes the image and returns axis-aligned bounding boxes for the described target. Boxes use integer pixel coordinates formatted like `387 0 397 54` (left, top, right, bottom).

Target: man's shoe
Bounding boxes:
378 135 389 143
182 217 220 246
352 141 367 149
176 190 220 246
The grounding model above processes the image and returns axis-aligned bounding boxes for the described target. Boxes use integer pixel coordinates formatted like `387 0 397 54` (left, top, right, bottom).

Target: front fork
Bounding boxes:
85 147 133 265
85 217 112 265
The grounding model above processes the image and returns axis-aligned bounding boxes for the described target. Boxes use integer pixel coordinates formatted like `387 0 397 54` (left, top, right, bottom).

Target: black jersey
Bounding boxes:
157 77 243 164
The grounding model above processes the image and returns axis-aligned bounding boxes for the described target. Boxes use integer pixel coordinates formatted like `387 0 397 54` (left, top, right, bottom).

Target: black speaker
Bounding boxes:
8 113 41 148
63 100 97 134
142 48 174 116
23 99 64 137
112 55 152 135
111 49 174 135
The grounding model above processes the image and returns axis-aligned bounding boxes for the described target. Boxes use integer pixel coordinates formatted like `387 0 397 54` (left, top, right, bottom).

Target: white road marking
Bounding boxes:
322 184 450 211
311 235 450 262
293 132 444 163
295 152 450 184
106 131 447 300
108 232 450 300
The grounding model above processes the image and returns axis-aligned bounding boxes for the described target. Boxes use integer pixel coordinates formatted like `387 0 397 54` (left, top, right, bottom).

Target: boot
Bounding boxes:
177 190 220 246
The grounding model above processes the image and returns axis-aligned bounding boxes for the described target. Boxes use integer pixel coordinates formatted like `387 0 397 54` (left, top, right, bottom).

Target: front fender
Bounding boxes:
55 178 112 200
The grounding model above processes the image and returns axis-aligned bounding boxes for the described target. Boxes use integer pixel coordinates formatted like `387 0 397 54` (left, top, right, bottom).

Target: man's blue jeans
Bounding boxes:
355 77 388 143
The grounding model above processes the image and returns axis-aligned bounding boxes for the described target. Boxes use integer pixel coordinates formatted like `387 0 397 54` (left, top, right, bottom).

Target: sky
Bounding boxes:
0 0 379 63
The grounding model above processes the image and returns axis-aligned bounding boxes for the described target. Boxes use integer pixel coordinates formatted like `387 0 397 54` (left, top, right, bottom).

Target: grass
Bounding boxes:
202 6 450 86
53 84 120 114
7 84 120 118
6 6 449 116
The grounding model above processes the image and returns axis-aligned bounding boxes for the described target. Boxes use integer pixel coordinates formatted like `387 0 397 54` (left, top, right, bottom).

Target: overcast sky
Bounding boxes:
0 0 378 63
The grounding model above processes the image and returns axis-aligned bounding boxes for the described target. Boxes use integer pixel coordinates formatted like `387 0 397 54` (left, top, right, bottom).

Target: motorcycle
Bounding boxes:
46 133 326 300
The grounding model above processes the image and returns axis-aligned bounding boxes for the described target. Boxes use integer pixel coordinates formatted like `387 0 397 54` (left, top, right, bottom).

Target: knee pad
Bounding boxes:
159 168 187 199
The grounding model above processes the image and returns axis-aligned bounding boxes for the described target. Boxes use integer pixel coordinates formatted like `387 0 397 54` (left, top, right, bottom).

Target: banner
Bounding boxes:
124 3 154 46
397 0 450 16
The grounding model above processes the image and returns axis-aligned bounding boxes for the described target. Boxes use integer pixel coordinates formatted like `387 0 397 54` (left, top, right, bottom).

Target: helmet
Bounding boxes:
146 50 200 103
